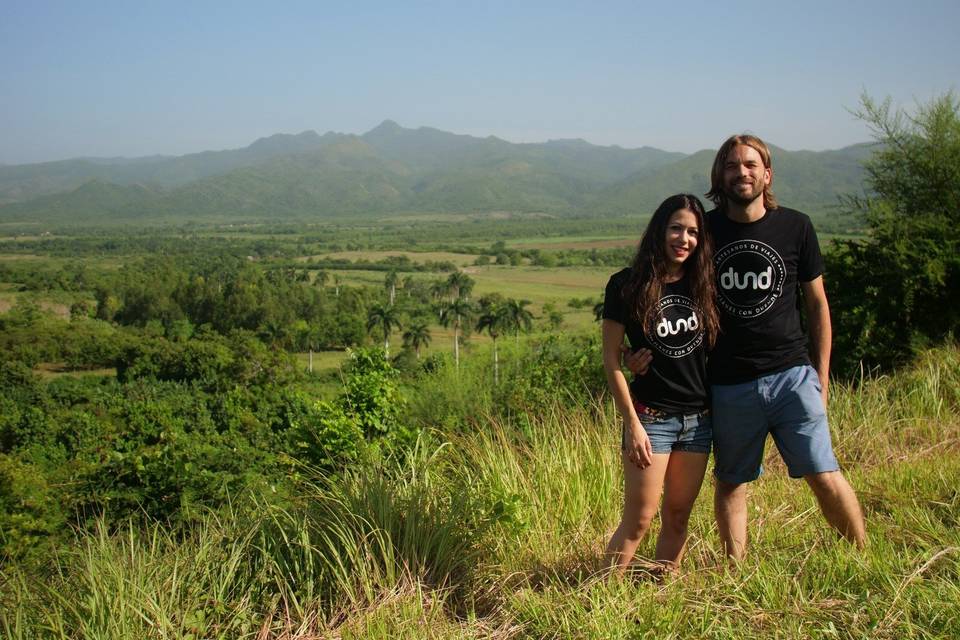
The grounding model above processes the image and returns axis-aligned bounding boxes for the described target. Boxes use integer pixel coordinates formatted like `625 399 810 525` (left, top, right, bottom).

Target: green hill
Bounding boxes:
0 123 871 225
593 144 873 217
0 130 344 204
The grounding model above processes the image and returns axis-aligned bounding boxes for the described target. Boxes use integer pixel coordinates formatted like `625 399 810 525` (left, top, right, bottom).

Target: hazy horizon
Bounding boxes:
0 118 878 167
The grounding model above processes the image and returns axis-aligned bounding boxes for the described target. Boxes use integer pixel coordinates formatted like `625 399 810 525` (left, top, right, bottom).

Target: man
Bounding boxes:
703 134 865 559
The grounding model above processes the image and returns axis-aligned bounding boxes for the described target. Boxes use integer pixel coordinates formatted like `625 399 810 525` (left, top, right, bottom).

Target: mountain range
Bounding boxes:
0 121 873 225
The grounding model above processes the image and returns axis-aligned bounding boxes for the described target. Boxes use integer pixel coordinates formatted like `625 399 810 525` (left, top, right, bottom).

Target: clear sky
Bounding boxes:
2 0 958 164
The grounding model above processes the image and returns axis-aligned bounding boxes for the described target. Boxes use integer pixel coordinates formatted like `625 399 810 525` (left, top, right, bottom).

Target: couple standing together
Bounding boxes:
602 134 866 571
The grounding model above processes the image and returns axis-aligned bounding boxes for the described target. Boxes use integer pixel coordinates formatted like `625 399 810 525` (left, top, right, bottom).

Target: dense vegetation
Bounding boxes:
827 93 960 373
1 94 957 638
2 345 958 638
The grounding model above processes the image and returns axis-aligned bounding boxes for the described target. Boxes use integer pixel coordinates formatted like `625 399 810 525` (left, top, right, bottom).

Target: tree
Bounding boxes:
258 318 291 348
429 279 448 302
503 298 534 345
541 302 564 331
476 301 509 383
402 321 431 359
402 275 417 299
384 270 400 306
827 92 960 374
366 304 403 356
440 298 474 369
445 271 475 301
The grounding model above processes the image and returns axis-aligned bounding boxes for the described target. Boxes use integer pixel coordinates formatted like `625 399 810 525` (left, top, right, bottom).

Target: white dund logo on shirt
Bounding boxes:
647 295 703 359
714 240 786 318
656 312 699 337
720 266 773 290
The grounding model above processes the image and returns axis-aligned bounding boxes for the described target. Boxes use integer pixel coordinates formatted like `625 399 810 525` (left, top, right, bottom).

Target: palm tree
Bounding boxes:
429 279 448 302
402 321 432 359
402 275 417 299
258 318 290 348
440 298 474 369
477 303 509 383
445 271 475 301
384 270 399 306
367 303 402 356
503 298 534 345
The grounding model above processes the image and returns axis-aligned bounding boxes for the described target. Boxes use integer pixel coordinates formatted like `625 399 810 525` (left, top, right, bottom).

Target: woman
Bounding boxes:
602 193 719 574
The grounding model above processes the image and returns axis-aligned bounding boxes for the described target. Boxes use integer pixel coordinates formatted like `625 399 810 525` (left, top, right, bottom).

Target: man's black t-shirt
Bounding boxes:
603 267 708 413
706 207 824 384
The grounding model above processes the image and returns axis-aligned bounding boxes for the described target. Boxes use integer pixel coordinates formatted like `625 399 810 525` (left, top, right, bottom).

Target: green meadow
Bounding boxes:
3 344 958 639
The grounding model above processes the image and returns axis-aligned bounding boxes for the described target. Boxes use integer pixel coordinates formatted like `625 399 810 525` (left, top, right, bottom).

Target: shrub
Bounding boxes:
827 92 960 375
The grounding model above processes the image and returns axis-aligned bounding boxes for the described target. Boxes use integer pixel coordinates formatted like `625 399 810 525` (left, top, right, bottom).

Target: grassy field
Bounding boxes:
468 264 608 300
304 262 609 377
317 263 608 354
324 265 607 305
506 235 638 250
3 346 958 639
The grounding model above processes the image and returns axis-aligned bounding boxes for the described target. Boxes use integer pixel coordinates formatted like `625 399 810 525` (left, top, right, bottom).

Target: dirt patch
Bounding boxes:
40 302 71 319
33 363 116 379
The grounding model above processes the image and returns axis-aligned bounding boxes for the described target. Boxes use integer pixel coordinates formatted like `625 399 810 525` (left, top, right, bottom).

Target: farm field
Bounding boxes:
323 265 607 301
507 235 638 250
468 264 608 300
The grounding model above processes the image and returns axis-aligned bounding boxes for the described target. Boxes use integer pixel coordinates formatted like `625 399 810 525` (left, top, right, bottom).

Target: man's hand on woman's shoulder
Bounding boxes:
622 346 652 376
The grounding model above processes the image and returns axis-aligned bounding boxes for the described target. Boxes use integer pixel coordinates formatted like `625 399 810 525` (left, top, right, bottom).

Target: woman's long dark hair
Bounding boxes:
622 193 719 348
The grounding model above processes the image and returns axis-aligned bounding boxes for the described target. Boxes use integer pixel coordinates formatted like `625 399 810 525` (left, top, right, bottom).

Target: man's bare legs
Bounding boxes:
805 470 866 548
654 451 709 567
714 479 749 561
715 471 866 562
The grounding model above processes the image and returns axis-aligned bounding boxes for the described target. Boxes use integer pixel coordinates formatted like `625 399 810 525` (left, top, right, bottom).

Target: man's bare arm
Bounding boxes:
801 275 832 406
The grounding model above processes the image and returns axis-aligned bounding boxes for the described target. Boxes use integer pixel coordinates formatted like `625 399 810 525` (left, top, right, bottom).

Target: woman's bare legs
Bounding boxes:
654 451 709 567
605 452 670 571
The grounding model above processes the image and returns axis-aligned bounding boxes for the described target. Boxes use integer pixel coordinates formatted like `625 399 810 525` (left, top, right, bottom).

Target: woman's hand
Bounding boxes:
624 417 653 469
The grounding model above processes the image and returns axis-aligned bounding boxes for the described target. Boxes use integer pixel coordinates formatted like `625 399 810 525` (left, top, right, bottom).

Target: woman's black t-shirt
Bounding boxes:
602 268 708 414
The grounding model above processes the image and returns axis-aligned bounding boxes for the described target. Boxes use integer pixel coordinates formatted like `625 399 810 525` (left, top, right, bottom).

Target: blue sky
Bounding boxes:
2 0 958 164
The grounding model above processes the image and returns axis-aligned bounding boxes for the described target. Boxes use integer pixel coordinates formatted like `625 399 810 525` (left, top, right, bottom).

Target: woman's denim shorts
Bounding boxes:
622 401 712 454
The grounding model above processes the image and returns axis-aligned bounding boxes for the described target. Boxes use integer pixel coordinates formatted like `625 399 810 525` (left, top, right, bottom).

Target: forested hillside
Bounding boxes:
0 122 868 225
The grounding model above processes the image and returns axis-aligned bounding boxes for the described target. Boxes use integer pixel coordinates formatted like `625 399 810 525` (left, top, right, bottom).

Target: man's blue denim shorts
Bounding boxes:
623 401 712 455
712 364 840 483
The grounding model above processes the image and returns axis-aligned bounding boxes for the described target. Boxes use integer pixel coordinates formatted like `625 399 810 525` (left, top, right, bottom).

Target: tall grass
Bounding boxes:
3 346 959 638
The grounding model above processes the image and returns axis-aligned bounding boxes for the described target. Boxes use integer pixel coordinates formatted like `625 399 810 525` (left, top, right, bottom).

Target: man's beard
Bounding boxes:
724 179 764 206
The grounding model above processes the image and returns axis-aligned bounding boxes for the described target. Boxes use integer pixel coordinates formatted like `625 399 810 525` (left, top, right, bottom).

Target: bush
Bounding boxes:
827 92 960 375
